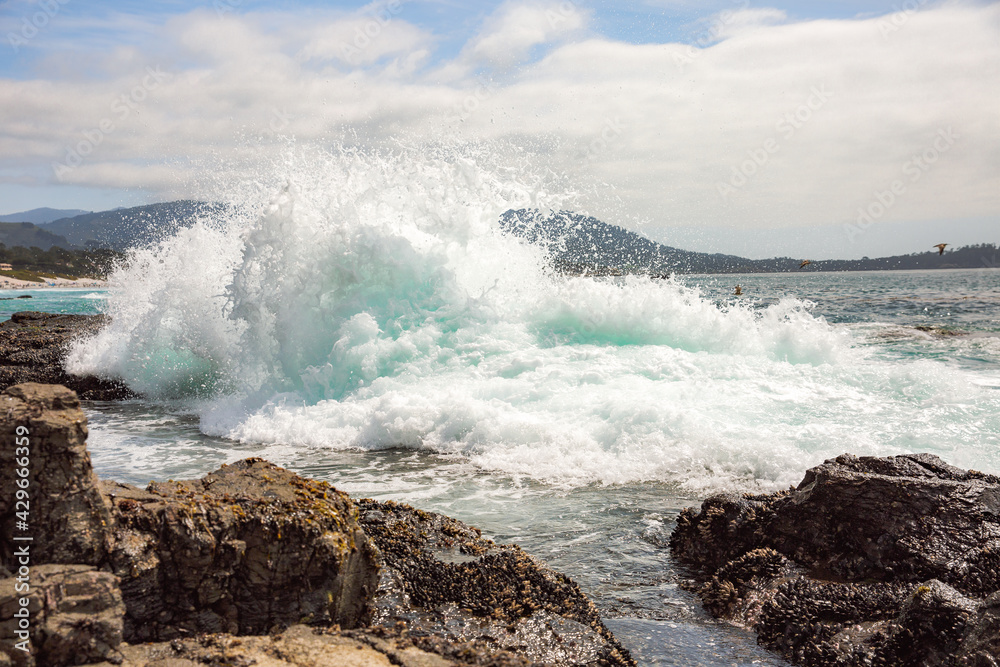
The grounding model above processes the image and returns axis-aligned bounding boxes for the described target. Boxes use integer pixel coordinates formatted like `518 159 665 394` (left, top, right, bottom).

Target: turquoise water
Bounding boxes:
0 288 106 320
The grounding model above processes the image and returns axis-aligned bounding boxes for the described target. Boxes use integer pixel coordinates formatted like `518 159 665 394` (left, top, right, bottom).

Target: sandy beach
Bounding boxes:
0 276 107 289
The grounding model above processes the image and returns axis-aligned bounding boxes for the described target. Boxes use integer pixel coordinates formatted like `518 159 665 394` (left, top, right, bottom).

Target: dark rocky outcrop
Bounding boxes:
359 500 633 665
671 453 1000 666
0 384 633 666
100 459 380 641
0 384 112 568
0 313 131 400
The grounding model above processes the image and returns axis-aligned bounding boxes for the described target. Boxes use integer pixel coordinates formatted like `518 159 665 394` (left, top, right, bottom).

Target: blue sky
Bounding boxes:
1 0 909 79
1 0 998 258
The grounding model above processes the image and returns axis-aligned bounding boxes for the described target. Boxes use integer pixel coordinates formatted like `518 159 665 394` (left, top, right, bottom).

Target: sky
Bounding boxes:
1 0 998 259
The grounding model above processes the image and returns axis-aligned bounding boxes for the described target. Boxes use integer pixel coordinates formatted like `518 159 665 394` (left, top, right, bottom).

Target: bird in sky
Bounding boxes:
934 243 948 255
799 260 812 269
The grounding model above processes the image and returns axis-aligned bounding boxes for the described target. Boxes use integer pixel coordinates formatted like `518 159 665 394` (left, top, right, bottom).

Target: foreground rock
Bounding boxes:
0 384 111 568
0 384 633 666
671 453 1000 666
0 313 130 400
359 500 631 665
85 624 536 666
101 458 380 641
0 564 123 666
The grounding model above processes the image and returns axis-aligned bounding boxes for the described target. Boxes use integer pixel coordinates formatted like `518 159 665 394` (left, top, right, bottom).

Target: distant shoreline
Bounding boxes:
0 276 107 290
683 265 1000 277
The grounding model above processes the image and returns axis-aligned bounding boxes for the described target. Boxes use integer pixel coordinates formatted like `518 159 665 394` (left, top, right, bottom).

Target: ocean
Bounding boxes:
18 152 1000 665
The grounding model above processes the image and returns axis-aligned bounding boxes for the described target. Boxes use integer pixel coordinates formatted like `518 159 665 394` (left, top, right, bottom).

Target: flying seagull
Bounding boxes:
799 260 812 269
934 243 948 255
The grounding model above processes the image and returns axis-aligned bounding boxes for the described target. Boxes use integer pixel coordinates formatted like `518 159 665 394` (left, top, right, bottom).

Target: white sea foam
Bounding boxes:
67 146 1000 491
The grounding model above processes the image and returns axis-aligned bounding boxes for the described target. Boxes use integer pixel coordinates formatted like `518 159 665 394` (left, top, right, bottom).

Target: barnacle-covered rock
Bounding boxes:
358 500 634 666
670 453 1000 666
102 458 380 640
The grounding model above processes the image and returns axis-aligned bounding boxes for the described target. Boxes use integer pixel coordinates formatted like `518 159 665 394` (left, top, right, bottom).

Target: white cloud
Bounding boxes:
296 18 432 67
712 7 788 39
464 0 590 69
1 2 998 251
52 162 183 191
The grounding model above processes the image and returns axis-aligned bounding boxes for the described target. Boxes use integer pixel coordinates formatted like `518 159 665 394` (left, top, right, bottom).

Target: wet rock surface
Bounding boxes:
670 453 1000 666
0 313 131 400
0 384 632 666
358 500 633 666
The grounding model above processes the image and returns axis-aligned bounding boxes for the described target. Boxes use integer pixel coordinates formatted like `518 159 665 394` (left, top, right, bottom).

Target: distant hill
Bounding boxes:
0 208 91 224
767 244 1000 272
499 209 1000 275
499 209 755 275
5 201 995 273
0 245 121 280
707 244 1000 273
45 201 219 250
0 222 73 250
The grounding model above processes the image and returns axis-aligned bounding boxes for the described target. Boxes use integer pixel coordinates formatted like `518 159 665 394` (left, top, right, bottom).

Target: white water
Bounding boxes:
67 147 1000 492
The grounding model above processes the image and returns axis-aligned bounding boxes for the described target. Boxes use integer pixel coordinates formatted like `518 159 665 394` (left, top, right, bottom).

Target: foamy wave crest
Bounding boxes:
72 144 953 489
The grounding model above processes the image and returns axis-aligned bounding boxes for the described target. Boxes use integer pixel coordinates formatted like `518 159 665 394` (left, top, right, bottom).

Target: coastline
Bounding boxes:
0 276 107 289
